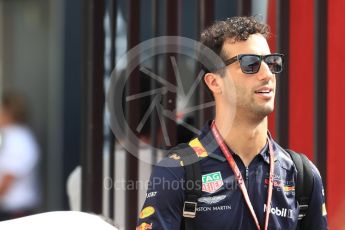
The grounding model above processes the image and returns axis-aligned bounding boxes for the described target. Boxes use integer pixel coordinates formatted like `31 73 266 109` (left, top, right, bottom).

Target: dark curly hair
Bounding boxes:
200 16 270 64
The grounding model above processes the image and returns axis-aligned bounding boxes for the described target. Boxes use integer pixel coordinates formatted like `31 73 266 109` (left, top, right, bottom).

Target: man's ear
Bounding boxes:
204 72 222 95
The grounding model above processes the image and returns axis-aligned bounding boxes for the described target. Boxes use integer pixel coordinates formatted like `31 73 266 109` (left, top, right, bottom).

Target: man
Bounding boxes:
137 16 327 229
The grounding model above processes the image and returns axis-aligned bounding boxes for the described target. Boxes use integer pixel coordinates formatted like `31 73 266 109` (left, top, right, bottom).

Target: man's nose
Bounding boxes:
257 61 275 81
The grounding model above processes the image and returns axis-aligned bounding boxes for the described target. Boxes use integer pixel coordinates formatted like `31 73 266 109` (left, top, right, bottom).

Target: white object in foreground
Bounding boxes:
0 211 117 230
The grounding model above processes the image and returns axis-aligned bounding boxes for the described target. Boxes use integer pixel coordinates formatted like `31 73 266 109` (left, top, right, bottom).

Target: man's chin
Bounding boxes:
254 106 274 117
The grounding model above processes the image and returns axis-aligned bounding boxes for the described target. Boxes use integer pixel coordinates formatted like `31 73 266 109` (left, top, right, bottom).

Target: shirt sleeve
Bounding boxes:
136 157 185 230
300 161 328 229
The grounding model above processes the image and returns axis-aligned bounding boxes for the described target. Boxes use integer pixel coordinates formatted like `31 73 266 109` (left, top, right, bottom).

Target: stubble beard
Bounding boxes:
237 97 275 121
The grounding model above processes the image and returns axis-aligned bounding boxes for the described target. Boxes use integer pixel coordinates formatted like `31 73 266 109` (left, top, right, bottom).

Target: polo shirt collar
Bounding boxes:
198 120 275 164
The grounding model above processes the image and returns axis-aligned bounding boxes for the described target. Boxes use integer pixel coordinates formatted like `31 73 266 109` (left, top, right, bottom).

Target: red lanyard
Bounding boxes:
211 120 274 230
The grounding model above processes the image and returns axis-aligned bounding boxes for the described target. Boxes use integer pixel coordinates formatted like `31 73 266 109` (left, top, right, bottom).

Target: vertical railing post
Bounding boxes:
238 0 252 16
108 0 117 220
81 0 105 214
314 0 327 188
164 0 179 147
125 0 140 229
197 0 214 128
276 0 290 148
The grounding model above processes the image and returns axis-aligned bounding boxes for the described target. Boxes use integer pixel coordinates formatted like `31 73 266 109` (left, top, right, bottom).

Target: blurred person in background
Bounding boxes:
0 91 40 221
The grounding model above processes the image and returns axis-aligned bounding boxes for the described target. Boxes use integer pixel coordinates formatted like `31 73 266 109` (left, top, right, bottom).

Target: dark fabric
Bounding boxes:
285 149 314 230
136 121 328 230
169 143 202 230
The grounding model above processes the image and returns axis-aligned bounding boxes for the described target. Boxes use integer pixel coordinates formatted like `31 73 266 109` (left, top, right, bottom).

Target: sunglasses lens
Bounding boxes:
240 55 261 74
265 55 283 74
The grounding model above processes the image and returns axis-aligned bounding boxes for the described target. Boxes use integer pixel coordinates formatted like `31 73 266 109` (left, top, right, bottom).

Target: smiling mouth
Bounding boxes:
254 89 273 94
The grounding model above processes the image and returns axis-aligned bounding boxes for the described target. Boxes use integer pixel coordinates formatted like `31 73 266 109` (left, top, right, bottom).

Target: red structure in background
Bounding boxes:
266 0 345 227
289 0 315 161
328 0 345 228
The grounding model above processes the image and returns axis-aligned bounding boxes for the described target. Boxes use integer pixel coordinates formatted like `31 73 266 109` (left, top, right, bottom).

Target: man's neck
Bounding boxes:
214 113 268 167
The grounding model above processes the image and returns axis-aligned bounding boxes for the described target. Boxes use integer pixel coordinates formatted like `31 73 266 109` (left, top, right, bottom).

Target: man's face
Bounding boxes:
220 34 276 118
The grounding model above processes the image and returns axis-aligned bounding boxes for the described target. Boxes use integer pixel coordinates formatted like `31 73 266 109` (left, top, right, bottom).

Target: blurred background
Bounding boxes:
0 0 344 229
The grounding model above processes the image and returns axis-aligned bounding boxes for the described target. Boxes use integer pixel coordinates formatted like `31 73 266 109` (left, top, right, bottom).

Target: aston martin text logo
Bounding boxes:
202 172 223 193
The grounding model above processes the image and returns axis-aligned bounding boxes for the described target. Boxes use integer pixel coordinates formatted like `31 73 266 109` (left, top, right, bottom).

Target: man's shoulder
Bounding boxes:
272 141 322 180
152 147 186 181
153 138 213 180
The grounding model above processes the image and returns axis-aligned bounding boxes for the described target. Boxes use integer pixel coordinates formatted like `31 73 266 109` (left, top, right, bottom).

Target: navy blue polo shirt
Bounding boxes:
136 122 328 230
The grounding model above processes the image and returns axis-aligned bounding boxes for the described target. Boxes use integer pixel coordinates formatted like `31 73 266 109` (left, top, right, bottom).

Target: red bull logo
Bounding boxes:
136 222 153 230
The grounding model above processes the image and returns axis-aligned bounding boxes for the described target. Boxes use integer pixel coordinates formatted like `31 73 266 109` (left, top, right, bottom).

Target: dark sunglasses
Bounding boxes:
224 53 284 74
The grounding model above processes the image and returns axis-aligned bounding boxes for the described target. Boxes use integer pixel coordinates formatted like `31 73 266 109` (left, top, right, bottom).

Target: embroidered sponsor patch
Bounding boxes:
139 206 155 219
197 205 231 212
189 138 208 158
283 185 295 192
264 178 295 193
169 153 181 160
202 171 224 193
146 191 157 198
198 195 226 204
136 222 153 230
169 153 184 166
322 203 327 216
264 204 294 219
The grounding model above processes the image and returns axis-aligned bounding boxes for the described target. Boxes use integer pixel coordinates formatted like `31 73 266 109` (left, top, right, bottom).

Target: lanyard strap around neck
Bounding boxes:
210 120 274 230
